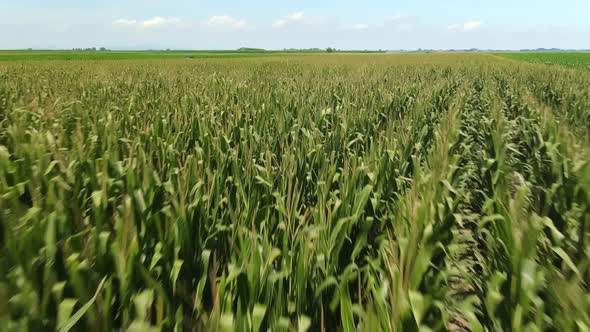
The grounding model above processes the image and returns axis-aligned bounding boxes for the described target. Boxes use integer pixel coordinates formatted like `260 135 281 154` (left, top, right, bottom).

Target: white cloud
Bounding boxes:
390 14 403 21
272 19 288 28
207 15 248 29
287 12 305 21
351 24 369 30
463 21 482 31
448 21 482 31
381 15 420 31
143 17 179 28
272 12 309 28
114 19 137 26
114 17 179 28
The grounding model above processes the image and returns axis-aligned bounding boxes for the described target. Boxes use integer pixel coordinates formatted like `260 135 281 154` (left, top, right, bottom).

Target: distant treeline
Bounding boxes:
15 47 590 53
16 47 387 53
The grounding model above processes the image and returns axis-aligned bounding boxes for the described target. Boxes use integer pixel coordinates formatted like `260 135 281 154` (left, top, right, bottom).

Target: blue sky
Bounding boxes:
1 0 589 50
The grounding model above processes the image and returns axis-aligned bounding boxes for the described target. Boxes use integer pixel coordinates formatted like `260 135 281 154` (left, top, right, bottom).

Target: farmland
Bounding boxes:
495 52 590 69
0 50 293 62
0 53 589 331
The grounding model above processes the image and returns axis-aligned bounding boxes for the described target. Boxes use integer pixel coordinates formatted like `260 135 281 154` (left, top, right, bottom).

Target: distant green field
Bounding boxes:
495 52 590 69
0 50 296 61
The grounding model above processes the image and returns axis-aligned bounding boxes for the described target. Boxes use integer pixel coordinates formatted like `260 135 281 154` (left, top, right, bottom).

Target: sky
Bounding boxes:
1 0 589 50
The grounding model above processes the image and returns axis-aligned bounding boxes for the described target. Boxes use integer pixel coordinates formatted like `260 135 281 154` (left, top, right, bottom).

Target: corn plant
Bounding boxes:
0 53 589 331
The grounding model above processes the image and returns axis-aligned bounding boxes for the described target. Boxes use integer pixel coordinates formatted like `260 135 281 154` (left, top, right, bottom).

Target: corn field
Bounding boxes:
0 53 589 331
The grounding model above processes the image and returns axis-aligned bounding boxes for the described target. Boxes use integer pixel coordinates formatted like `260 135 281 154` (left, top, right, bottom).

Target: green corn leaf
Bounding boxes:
58 277 106 332
57 299 78 330
171 259 184 293
298 315 311 332
252 304 266 332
